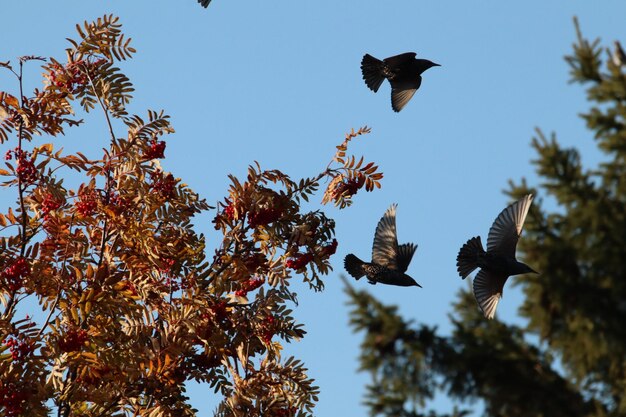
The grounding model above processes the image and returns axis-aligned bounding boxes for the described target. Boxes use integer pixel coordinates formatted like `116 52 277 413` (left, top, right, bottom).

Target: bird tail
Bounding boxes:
361 54 386 93
344 254 366 280
456 236 484 279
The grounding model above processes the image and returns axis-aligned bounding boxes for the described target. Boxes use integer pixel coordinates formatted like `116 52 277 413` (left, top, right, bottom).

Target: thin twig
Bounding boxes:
17 59 28 257
37 214 76 337
83 63 115 269
3 59 29 320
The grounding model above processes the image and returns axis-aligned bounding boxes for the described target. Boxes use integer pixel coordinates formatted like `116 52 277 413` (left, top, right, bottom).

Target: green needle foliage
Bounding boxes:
347 18 626 417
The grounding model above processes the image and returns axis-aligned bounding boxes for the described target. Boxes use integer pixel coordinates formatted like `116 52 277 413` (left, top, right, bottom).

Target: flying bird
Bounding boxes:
361 52 440 112
456 194 538 319
344 204 421 287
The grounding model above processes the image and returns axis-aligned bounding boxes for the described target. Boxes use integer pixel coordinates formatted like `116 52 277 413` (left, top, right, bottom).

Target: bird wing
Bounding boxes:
472 270 505 319
383 52 417 67
371 204 399 269
486 194 533 257
390 78 421 112
396 243 417 273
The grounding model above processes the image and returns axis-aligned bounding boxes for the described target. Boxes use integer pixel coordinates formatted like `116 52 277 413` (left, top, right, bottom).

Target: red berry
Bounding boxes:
1 257 30 291
144 139 166 160
322 239 338 257
58 329 89 352
75 190 98 216
286 252 314 270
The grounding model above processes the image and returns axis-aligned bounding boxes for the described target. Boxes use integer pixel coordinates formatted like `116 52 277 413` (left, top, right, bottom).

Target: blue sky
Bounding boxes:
2 1 626 416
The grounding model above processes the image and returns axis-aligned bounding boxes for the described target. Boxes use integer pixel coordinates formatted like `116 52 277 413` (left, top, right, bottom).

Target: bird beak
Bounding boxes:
433 63 441 67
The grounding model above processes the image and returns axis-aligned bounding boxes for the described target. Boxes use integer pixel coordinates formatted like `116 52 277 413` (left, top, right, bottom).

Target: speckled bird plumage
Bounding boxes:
456 194 538 319
344 204 421 287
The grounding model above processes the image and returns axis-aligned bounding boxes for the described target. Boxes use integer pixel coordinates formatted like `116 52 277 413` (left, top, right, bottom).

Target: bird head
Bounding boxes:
402 274 423 288
417 59 441 73
516 262 538 275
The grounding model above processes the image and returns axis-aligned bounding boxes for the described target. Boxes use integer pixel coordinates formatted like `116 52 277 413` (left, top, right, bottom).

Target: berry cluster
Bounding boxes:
47 59 105 94
48 61 88 93
331 173 365 200
144 139 166 160
321 239 338 257
58 329 88 353
285 252 314 271
160 258 176 274
150 170 177 199
6 149 38 185
235 277 265 297
0 382 29 417
1 257 30 292
3 336 34 362
223 203 235 220
212 201 236 230
75 190 99 216
273 407 297 417
159 258 193 291
258 314 276 345
248 206 283 228
41 193 63 220
208 300 229 324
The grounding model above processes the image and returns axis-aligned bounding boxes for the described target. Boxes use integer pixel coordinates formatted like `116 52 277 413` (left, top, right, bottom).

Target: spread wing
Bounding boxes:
383 52 417 67
396 243 417 273
390 78 421 112
473 270 505 319
371 204 399 269
486 194 533 257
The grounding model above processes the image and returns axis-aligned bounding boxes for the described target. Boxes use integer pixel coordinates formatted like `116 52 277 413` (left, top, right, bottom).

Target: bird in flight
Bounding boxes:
344 204 421 287
456 194 537 319
361 52 440 112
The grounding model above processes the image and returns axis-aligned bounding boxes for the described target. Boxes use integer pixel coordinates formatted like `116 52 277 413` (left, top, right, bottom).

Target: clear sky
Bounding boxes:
2 1 626 416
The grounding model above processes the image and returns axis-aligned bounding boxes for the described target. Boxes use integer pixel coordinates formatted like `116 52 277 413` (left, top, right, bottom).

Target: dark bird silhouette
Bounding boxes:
361 52 440 112
456 194 537 319
197 0 212 8
344 204 421 287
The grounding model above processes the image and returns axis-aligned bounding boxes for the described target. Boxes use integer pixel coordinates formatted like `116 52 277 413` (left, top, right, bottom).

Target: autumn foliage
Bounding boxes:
0 15 382 417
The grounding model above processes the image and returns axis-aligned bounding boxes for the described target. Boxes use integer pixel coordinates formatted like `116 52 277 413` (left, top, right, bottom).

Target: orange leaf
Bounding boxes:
3 94 19 108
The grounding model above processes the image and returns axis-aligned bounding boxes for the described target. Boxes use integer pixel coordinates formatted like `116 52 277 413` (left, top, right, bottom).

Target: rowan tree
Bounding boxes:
347 18 626 417
0 15 383 417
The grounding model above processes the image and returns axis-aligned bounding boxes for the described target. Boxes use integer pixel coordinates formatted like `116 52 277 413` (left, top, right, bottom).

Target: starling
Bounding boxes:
456 194 538 319
344 204 421 287
361 52 440 112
